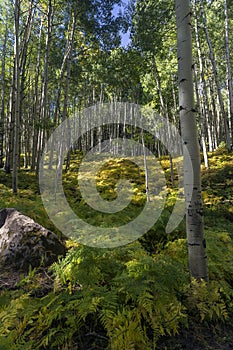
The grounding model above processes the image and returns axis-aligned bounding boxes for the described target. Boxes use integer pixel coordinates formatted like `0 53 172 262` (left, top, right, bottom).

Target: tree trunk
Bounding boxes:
193 1 213 153
224 0 233 145
36 0 54 175
12 0 21 194
0 26 8 168
201 2 231 151
31 18 43 172
175 0 208 281
193 63 208 168
152 58 175 185
208 76 220 148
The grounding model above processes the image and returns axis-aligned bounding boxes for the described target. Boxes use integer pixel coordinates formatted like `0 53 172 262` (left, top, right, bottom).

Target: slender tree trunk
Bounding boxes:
152 58 175 185
58 6 77 174
5 82 14 174
0 26 8 168
224 0 233 145
193 2 213 153
12 0 21 193
171 75 178 118
61 6 76 122
175 0 208 281
208 76 220 148
36 0 54 174
19 0 34 170
193 63 208 168
201 2 231 151
31 18 43 172
141 130 150 202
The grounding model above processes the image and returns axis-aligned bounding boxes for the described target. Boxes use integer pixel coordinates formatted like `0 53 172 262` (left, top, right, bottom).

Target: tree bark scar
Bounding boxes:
203 239 206 248
183 12 191 21
188 242 201 246
197 209 204 216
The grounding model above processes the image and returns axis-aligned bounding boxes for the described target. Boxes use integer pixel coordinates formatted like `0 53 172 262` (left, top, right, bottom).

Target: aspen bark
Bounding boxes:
224 0 233 145
201 2 231 151
193 1 213 153
20 0 34 169
153 58 175 185
175 0 208 281
208 76 220 148
57 6 77 175
36 0 54 174
31 18 43 172
193 63 208 168
12 0 21 193
0 26 8 168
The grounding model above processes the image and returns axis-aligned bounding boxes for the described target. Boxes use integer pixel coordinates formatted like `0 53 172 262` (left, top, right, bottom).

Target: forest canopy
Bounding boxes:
0 0 232 184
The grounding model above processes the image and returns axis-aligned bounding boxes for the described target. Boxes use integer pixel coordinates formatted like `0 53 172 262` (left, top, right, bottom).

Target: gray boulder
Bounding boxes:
0 208 66 271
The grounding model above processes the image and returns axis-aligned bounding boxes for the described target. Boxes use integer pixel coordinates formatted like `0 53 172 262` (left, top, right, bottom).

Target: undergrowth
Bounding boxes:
0 149 233 349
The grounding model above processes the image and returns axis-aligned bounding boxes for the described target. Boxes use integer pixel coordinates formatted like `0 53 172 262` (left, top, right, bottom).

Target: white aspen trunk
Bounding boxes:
4 82 14 174
201 2 231 151
19 0 34 170
193 63 208 168
193 2 213 153
31 18 43 172
224 0 233 145
52 12 75 127
36 0 54 175
60 6 77 173
12 0 21 193
153 58 175 185
175 0 208 281
206 111 213 152
62 7 76 122
0 26 8 168
208 77 220 148
141 129 150 203
171 75 178 118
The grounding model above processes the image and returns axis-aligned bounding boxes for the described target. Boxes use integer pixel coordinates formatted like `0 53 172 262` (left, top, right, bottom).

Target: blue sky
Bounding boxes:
112 2 131 47
120 30 131 47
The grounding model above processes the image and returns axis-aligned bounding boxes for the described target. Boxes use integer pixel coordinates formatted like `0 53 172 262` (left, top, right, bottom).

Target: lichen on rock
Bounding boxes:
0 208 66 272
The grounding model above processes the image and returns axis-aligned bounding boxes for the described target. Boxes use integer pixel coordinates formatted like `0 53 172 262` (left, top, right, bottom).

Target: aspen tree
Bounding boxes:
0 26 8 169
36 0 54 174
224 0 233 144
31 18 43 172
12 0 20 193
175 0 208 281
193 0 213 154
200 2 231 151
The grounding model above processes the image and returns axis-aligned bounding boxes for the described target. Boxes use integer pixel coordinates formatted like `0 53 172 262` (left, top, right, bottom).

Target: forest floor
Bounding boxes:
157 148 233 350
157 323 233 349
0 148 233 349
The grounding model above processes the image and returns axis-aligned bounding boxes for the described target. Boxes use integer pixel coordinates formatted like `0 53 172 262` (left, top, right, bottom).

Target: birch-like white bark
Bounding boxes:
12 0 20 193
201 2 231 151
175 0 208 281
0 26 8 169
224 0 233 144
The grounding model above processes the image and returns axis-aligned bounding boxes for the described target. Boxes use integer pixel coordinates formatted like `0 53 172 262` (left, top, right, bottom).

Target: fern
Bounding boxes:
0 293 31 335
186 278 229 323
1 229 233 349
107 307 151 350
